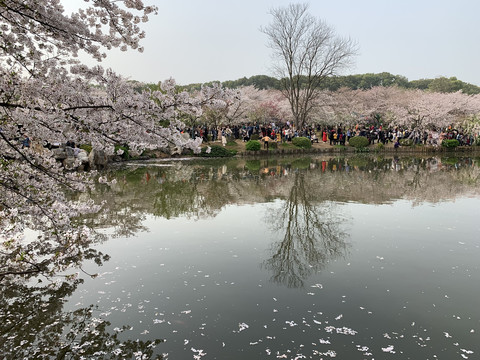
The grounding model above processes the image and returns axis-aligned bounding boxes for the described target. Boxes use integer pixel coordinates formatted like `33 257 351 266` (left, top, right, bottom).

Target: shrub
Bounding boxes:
375 143 384 151
292 136 312 149
226 140 237 146
269 141 278 149
442 139 460 148
399 138 413 146
245 140 261 151
348 136 369 148
250 134 260 140
79 144 92 153
199 145 236 157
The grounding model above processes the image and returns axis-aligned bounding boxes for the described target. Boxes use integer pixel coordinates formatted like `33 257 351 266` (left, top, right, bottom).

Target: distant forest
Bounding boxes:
143 73 480 95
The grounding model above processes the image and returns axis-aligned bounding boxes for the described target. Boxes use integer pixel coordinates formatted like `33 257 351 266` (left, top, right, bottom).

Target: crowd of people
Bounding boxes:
185 122 479 148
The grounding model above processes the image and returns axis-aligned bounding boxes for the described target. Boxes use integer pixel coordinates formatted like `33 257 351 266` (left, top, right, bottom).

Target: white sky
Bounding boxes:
73 0 480 85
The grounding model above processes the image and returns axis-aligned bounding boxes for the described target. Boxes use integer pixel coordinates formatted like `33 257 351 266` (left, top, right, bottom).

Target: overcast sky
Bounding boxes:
81 0 480 85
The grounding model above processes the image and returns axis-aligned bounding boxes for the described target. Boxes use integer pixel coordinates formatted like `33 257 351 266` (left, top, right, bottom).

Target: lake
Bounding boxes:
3 155 480 359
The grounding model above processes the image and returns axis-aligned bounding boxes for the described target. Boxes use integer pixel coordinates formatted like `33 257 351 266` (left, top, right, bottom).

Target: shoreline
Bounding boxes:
234 146 480 157
109 142 480 167
198 139 480 158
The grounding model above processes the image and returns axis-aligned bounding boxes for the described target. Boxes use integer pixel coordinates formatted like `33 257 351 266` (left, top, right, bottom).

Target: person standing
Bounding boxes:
221 128 227 147
22 134 30 148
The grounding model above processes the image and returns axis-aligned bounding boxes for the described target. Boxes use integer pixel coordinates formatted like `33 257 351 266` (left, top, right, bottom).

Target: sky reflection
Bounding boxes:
67 156 480 359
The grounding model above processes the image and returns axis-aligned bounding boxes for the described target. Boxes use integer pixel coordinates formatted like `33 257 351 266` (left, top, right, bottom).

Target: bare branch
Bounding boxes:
261 3 358 128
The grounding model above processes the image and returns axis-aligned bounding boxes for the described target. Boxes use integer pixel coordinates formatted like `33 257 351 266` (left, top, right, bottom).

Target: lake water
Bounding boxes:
4 155 480 359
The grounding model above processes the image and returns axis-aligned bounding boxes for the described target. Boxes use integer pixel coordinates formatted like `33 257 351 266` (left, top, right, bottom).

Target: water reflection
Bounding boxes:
263 171 349 288
3 155 480 358
85 155 480 290
0 279 163 359
92 155 480 236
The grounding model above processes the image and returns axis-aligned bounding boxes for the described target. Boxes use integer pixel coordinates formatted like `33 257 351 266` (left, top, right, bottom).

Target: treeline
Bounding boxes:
142 73 480 95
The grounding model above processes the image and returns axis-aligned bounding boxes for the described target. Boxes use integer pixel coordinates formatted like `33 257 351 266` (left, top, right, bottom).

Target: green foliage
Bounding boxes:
79 144 92 153
291 157 312 169
348 136 369 148
442 139 460 148
348 155 370 168
325 72 409 91
250 134 260 140
355 147 370 153
269 141 278 149
292 136 312 149
404 76 480 94
399 139 414 146
200 145 236 157
426 76 480 95
223 75 281 90
122 168 150 183
280 142 296 149
213 72 411 91
114 144 130 159
159 72 479 95
158 119 170 127
375 143 384 151
245 160 261 172
245 140 261 151
407 78 433 90
442 157 459 165
226 140 237 147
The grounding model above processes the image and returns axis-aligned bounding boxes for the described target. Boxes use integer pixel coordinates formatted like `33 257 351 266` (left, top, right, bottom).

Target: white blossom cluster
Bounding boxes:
0 1 239 281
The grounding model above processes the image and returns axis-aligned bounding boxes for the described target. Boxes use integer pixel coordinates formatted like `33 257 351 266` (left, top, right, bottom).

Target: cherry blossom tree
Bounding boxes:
320 87 480 132
197 84 242 128
383 89 480 131
247 88 291 125
458 94 480 137
199 86 291 127
311 88 363 127
0 1 236 281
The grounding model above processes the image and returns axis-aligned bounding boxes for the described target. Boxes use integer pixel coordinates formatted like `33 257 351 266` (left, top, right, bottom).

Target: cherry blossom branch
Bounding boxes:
0 131 77 189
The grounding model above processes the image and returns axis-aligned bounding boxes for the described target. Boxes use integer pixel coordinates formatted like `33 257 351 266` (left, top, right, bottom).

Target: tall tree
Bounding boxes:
261 3 357 128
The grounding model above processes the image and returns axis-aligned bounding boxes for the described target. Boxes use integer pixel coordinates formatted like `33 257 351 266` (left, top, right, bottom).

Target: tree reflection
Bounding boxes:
263 172 349 288
86 156 480 236
0 278 163 359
